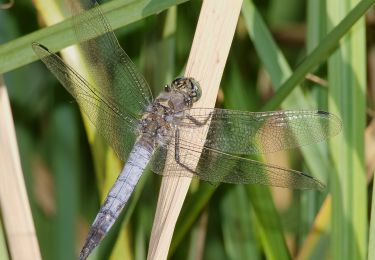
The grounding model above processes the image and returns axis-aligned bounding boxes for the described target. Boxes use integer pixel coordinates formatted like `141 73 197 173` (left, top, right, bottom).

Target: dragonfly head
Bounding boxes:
171 76 202 105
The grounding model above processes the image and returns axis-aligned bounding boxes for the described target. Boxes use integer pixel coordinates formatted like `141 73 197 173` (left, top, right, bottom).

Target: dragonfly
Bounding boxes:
32 0 342 259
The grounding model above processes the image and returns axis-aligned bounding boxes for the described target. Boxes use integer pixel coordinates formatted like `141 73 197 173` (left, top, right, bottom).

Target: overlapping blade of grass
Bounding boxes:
0 76 41 259
306 0 327 101
0 218 9 260
306 0 328 111
0 0 191 74
261 0 375 111
48 106 80 260
220 186 260 260
369 175 375 260
307 0 326 53
0 78 41 259
327 0 367 259
134 205 150 260
245 186 290 260
297 196 332 259
297 0 330 256
185 208 208 260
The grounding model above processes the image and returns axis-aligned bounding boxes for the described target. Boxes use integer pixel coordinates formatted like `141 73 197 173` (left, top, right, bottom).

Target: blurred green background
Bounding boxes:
0 0 374 259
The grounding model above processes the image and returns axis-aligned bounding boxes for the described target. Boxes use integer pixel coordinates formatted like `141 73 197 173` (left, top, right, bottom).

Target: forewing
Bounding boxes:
179 109 342 155
150 138 324 190
32 43 137 161
68 0 153 117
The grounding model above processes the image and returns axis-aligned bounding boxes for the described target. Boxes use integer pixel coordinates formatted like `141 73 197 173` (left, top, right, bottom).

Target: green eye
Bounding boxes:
190 79 202 102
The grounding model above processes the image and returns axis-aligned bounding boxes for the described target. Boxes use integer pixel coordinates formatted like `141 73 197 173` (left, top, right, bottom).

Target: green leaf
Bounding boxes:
369 172 375 260
247 186 290 260
327 0 367 259
0 0 190 74
261 0 375 111
0 218 9 260
49 105 80 260
221 186 260 260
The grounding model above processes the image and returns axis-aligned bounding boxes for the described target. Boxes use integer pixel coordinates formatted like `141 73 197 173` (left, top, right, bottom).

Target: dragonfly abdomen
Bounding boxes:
79 142 153 260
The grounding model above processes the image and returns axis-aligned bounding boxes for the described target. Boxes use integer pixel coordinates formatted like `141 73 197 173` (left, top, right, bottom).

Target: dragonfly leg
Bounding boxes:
174 128 195 174
186 112 213 126
174 128 217 185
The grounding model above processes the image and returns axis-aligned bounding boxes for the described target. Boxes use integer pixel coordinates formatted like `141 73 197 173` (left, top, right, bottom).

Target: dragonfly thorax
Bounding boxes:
138 103 179 148
138 78 200 148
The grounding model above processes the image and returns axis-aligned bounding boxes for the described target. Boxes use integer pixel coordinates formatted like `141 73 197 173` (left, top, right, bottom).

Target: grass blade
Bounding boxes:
0 0 190 74
369 173 375 260
0 218 9 260
262 0 375 111
0 76 41 259
246 186 290 260
49 106 80 260
148 0 243 258
297 196 331 259
327 0 367 259
220 186 260 260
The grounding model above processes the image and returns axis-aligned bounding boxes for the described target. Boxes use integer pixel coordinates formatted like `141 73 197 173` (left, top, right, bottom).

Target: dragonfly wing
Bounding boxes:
179 108 342 155
150 138 324 190
32 43 137 161
68 0 153 117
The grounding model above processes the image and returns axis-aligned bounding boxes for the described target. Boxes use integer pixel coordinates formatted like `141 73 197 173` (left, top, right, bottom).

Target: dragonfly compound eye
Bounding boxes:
189 78 201 103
